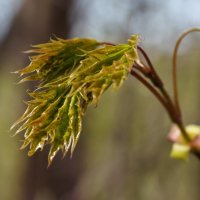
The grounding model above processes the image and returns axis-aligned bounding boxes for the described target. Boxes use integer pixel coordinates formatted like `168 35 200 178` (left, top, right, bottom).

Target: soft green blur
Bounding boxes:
1 47 200 199
0 70 25 199
1 0 200 199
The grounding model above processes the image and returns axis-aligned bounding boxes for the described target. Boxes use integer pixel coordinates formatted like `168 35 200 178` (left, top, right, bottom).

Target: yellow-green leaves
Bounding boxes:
17 38 100 84
11 36 139 165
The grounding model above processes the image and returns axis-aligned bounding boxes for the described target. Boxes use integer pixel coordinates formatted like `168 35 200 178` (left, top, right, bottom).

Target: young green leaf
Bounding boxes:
12 36 139 165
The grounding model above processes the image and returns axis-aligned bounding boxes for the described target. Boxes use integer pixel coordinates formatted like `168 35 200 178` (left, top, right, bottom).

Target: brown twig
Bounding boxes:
130 69 176 123
133 47 191 141
172 28 200 119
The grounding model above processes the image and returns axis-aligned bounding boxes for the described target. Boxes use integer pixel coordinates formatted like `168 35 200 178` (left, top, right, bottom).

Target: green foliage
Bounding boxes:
11 36 139 165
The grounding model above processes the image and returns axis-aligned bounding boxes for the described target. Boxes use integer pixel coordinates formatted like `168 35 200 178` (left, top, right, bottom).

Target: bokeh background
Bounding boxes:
0 0 200 199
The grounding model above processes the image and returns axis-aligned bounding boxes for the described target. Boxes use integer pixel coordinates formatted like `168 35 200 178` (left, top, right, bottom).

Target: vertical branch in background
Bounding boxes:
172 28 200 121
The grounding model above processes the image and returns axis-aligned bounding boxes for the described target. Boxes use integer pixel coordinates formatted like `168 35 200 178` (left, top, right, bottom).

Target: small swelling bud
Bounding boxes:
168 124 200 161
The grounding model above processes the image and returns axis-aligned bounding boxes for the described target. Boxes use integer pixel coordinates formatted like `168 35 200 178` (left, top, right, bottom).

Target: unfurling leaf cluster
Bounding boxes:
11 36 139 165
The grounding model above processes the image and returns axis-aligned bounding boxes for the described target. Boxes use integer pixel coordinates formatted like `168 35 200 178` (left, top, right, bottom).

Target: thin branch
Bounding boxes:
137 46 154 71
137 46 163 88
102 38 195 143
136 46 191 141
130 69 175 122
172 28 200 119
132 67 192 142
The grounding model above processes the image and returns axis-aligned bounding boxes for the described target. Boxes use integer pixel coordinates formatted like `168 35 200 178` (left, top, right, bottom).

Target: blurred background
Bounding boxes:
0 0 200 199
